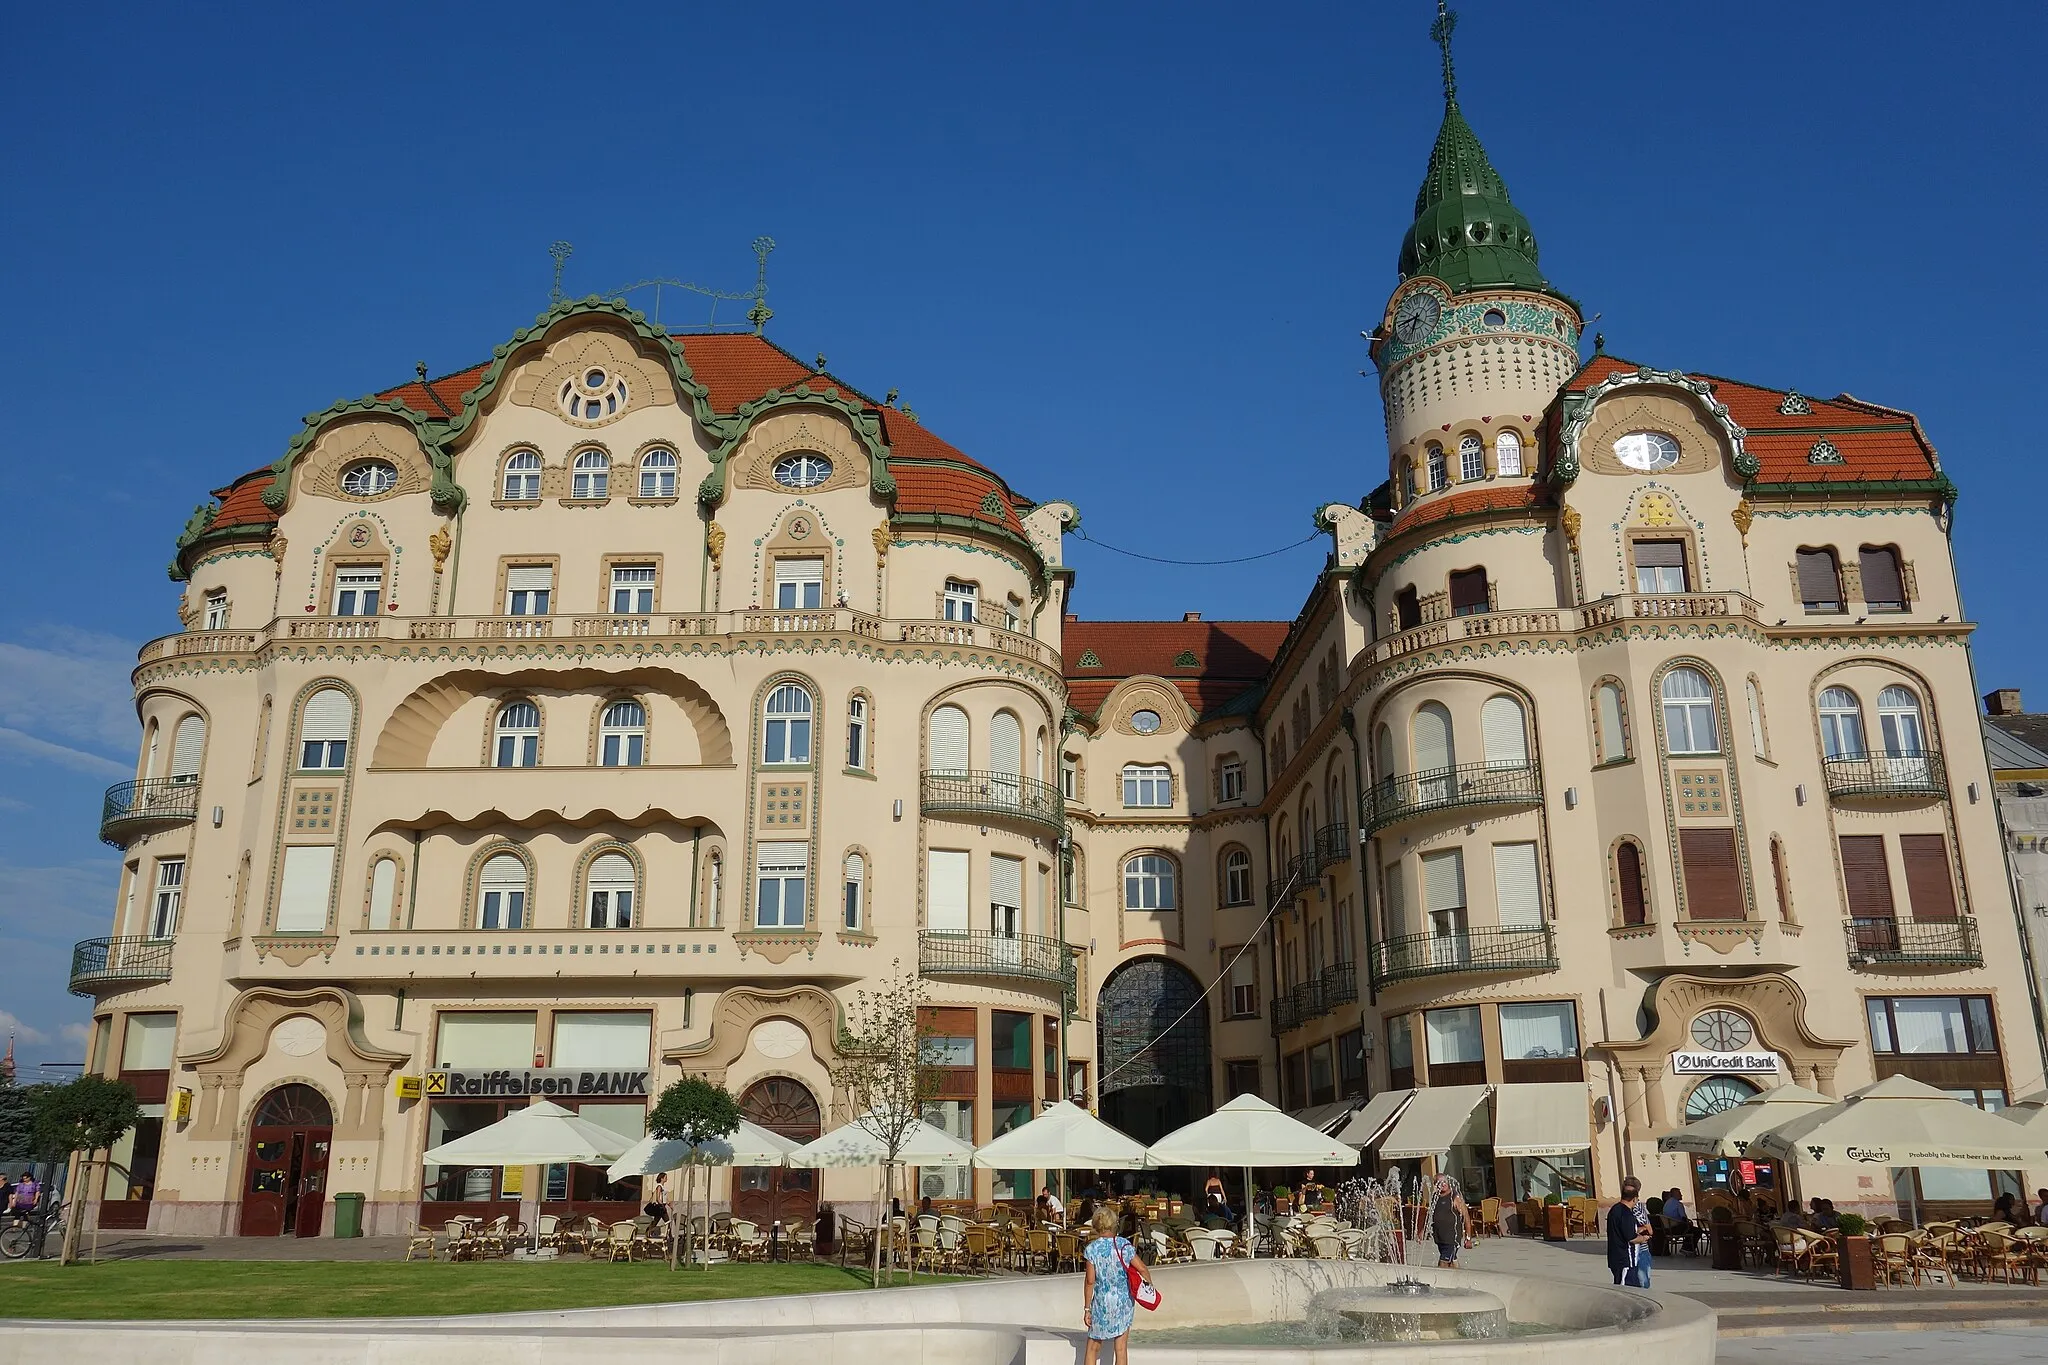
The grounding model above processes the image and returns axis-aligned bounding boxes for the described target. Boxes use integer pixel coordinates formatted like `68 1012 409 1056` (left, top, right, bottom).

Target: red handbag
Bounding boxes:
1124 1242 1161 1311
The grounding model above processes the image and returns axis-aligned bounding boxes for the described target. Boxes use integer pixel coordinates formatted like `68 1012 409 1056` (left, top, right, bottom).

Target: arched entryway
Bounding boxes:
238 1084 333 1237
733 1077 821 1227
1098 957 1212 1146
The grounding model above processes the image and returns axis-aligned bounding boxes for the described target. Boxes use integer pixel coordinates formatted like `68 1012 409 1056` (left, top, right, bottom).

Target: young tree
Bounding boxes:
829 961 942 1287
31 1075 139 1265
647 1076 740 1270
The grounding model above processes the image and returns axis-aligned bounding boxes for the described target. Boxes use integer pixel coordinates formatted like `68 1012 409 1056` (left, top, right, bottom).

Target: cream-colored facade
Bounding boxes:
75 69 2047 1237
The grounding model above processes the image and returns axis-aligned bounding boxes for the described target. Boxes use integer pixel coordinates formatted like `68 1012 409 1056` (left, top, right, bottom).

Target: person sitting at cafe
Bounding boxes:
1811 1198 1840 1231
1039 1186 1066 1226
1772 1200 1811 1230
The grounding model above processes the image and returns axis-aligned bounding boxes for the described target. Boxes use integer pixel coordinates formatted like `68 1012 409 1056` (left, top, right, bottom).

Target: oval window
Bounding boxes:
773 453 833 489
1482 308 1507 328
1613 431 1681 471
340 461 397 497
1131 710 1162 735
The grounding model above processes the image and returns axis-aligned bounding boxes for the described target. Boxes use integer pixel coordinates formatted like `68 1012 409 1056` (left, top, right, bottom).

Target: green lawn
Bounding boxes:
0 1258 961 1320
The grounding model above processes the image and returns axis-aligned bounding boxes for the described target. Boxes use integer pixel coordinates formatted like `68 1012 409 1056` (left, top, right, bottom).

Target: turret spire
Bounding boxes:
1431 1 1458 105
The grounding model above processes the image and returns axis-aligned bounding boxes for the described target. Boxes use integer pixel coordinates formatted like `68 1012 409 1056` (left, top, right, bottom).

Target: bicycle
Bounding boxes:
0 1200 65 1260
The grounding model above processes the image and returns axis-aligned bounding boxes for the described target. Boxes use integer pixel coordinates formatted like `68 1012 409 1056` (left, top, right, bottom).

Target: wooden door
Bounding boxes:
236 1084 333 1237
733 1078 821 1227
293 1130 331 1236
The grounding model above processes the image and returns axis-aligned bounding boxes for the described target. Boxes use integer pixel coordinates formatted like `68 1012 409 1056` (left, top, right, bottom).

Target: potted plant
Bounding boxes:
1835 1213 1875 1291
1273 1185 1293 1214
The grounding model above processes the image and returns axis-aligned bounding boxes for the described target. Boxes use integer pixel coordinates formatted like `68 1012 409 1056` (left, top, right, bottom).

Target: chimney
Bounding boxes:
1063 613 1078 623
1182 612 1202 622
1986 688 2024 716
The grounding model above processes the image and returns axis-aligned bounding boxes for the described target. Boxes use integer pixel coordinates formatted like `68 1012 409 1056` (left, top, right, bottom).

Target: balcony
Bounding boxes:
920 770 1065 839
1369 924 1557 988
918 930 1073 997
69 936 174 996
99 778 199 845
1846 917 1981 968
1364 761 1541 835
1273 963 1359 1036
1822 751 1947 801
1314 822 1353 865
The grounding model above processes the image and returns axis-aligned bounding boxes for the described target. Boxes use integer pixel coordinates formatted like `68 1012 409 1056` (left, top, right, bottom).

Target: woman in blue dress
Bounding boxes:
1082 1206 1152 1365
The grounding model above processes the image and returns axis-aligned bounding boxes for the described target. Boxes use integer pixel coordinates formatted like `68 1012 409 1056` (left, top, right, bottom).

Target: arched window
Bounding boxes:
571 449 609 500
991 711 1023 801
1399 458 1417 503
494 700 540 768
1796 547 1844 613
599 700 646 767
1449 567 1491 616
1222 848 1253 906
502 449 541 501
1426 443 1448 491
1457 433 1485 482
846 695 870 770
1481 695 1528 769
1122 764 1172 808
1375 724 1395 781
1495 429 1524 476
1412 701 1455 790
1746 678 1769 758
169 715 206 784
1615 841 1649 927
1817 686 1865 760
1877 685 1926 757
704 851 723 929
368 855 400 930
842 852 865 931
1594 682 1629 764
1660 668 1719 754
1684 1076 1760 1121
927 703 969 774
762 684 813 764
1124 855 1177 912
1770 836 1794 923
585 851 635 928
299 688 353 770
638 448 677 499
477 853 528 929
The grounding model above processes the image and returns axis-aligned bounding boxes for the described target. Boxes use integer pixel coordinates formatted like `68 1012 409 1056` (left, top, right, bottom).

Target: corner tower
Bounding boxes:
1370 5 1581 508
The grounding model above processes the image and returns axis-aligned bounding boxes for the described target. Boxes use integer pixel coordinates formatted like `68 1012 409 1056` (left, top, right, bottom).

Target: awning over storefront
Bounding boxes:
1378 1084 1491 1161
1285 1100 1363 1135
1334 1089 1416 1150
1492 1082 1593 1158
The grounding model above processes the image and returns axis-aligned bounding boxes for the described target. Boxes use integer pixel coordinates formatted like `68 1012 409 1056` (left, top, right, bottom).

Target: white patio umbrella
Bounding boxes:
605 1120 801 1268
970 1101 1152 1171
2002 1093 2048 1135
422 1100 635 1251
784 1113 976 1168
1144 1094 1358 1257
1656 1084 1836 1156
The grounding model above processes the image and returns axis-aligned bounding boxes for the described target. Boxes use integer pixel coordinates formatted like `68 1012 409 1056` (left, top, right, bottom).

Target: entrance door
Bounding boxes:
237 1084 334 1237
733 1077 821 1227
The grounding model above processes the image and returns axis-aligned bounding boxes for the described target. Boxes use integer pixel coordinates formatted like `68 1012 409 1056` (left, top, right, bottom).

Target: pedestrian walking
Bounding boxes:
1082 1206 1153 1365
1606 1177 1652 1288
1427 1175 1472 1268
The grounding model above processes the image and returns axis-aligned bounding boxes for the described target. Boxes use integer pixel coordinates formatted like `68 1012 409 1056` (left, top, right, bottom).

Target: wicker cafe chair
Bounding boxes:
1874 1233 1920 1286
1981 1232 2039 1286
1795 1231 1839 1282
728 1219 768 1262
1772 1225 1801 1276
403 1224 440 1261
1476 1197 1502 1236
1566 1198 1599 1238
1052 1230 1079 1273
605 1220 639 1262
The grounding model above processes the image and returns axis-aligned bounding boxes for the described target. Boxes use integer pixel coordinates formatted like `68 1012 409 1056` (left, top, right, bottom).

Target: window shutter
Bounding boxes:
1899 834 1958 920
589 852 634 888
301 689 353 742
1678 828 1743 920
1859 547 1906 606
434 1012 537 1069
170 716 206 779
929 706 969 772
481 854 526 891
989 854 1023 910
1635 540 1684 568
927 849 970 934
1837 834 1895 919
1421 849 1466 912
1413 704 1454 772
990 712 1021 777
1480 696 1528 769
1382 860 1406 937
275 845 336 932
757 841 807 869
552 1012 653 1069
774 558 822 587
506 565 553 593
1616 843 1647 925
1796 549 1842 607
1449 569 1490 613
1492 842 1542 927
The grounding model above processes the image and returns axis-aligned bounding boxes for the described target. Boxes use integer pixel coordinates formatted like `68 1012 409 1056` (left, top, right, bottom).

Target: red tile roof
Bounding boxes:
210 469 279 532
1062 619 1291 719
1390 483 1548 534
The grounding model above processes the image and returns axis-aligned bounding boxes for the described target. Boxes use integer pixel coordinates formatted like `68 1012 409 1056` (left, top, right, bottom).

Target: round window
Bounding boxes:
1481 308 1507 328
558 367 629 422
1613 431 1681 471
340 461 397 497
1684 1075 1761 1121
1131 710 1162 734
773 453 832 489
1690 1009 1754 1053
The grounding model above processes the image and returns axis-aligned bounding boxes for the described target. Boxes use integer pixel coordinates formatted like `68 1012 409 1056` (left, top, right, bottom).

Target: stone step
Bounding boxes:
1717 1306 2048 1337
1706 1292 2048 1318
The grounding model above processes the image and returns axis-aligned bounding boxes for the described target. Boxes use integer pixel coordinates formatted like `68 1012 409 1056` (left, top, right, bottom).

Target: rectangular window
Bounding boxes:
121 1013 177 1071
753 842 808 929
610 564 655 614
1122 764 1173 808
1900 834 1958 921
1387 1013 1414 1078
1059 754 1078 800
202 591 228 630
846 697 867 770
1859 546 1907 611
1282 1051 1308 1109
1500 1002 1579 1059
435 1011 537 1068
1394 586 1422 631
1679 828 1744 920
1225 1059 1262 1099
1381 856 1407 938
1868 996 1999 1055
1460 445 1486 483
1219 759 1246 803
843 853 864 931
1224 855 1253 906
1421 848 1466 932
505 565 553 616
1492 842 1543 928
1338 1026 1366 1097
989 854 1023 937
147 859 184 938
587 884 633 930
1448 568 1491 616
1424 1005 1484 1065
551 1011 651 1068
1796 548 1844 612
926 848 970 935
1308 1042 1335 1105
1224 946 1258 1018
331 567 382 616
1839 834 1896 920
1596 685 1628 763
774 558 824 610
1632 539 1688 594
991 1010 1032 1070
942 580 978 622
274 845 335 933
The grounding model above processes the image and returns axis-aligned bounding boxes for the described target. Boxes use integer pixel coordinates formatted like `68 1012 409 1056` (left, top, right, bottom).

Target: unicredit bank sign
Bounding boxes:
427 1068 650 1097
1668 1052 1780 1076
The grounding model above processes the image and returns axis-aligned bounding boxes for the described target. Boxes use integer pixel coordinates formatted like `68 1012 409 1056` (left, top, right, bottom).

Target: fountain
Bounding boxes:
1306 1276 1508 1341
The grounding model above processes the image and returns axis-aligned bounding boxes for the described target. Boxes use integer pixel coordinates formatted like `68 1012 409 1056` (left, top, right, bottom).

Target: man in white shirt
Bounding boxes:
1040 1185 1066 1224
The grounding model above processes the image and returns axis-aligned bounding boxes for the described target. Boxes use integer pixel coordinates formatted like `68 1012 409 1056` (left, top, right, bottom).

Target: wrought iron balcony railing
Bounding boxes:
1315 822 1353 865
1271 993 1303 1035
1319 960 1359 1009
1845 917 1981 967
1272 963 1359 1036
1364 761 1541 835
70 936 174 995
1822 751 1946 800
920 770 1065 837
99 777 200 845
918 930 1073 995
1369 924 1557 988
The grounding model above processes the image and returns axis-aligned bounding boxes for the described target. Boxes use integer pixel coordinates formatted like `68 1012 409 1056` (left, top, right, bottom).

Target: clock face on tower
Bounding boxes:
1392 291 1441 345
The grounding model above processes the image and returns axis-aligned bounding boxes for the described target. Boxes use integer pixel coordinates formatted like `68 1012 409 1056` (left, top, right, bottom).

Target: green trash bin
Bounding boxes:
333 1191 365 1238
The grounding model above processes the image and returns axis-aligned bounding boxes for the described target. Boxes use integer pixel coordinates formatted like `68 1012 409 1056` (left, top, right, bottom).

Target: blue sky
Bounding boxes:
1 1 2043 1058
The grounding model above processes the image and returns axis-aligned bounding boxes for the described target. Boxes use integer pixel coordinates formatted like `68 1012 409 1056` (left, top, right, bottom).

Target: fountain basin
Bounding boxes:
1309 1280 1508 1341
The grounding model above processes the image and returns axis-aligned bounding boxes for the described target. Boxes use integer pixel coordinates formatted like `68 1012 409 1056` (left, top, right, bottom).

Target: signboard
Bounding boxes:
501 1165 524 1195
168 1088 193 1122
1669 1051 1779 1076
427 1068 650 1098
393 1074 423 1100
